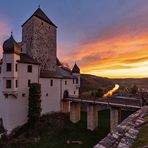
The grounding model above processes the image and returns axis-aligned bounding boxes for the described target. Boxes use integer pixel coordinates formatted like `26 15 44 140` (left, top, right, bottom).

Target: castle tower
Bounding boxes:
2 34 20 95
72 63 80 90
22 8 57 71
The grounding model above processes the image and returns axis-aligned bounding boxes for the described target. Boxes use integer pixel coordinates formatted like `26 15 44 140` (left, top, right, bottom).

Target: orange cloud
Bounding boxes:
61 30 148 78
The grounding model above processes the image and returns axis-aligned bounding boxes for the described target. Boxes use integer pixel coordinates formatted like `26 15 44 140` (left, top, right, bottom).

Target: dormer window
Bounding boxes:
28 65 32 73
6 63 11 71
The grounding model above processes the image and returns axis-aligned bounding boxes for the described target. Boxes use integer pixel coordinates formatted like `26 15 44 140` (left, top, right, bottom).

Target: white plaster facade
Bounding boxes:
0 8 80 134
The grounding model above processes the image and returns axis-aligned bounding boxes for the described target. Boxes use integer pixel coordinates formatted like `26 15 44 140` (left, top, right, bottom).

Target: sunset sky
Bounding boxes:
0 0 148 78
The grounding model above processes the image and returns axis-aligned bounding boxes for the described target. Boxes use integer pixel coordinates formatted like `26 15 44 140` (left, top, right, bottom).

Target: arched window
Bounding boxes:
63 90 69 98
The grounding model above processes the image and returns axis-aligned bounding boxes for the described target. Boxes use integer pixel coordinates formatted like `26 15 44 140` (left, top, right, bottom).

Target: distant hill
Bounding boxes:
80 74 114 92
80 74 148 93
113 78 148 88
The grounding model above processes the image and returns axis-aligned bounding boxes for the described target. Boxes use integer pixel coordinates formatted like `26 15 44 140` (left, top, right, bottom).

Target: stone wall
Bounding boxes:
22 16 57 71
94 106 148 148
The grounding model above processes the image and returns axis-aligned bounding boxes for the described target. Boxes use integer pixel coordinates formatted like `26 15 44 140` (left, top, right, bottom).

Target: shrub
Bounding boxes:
28 83 41 124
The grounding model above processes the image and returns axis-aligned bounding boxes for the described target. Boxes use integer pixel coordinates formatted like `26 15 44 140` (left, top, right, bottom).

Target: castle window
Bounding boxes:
22 93 25 97
74 91 75 94
73 78 75 84
76 78 78 84
16 80 18 88
28 65 32 73
41 22 43 25
6 63 11 71
15 64 17 72
65 81 67 85
50 80 53 86
6 80 11 88
28 80 31 87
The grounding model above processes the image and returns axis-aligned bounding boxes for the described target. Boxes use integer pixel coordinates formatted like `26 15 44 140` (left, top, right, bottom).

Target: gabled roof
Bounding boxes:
17 53 40 65
40 67 74 79
72 63 80 73
22 8 57 28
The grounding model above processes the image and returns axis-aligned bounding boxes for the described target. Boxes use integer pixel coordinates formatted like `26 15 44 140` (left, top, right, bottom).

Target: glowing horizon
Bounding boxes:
0 0 148 78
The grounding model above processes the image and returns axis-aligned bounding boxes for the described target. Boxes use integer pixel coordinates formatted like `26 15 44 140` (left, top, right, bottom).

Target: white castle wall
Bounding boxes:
61 79 79 97
0 61 40 134
40 78 61 114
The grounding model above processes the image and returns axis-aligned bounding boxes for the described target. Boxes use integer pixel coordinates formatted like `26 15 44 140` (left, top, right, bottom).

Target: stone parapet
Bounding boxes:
94 106 148 148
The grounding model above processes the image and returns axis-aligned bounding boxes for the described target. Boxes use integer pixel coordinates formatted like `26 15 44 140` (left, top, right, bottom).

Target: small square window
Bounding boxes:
50 80 53 86
28 65 32 73
28 80 31 87
6 63 11 71
6 80 11 88
15 64 17 72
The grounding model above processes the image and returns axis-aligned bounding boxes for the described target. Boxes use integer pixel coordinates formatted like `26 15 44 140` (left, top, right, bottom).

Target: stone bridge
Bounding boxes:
61 96 141 131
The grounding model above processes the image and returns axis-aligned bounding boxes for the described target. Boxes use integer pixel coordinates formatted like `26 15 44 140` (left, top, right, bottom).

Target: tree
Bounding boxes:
28 83 41 124
131 85 138 95
95 88 104 97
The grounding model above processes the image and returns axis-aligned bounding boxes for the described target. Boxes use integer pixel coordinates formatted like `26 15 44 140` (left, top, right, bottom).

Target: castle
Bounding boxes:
0 8 80 134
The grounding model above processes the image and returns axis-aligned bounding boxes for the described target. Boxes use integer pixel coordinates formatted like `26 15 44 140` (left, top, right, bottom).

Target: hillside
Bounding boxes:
80 74 114 93
114 78 148 88
80 74 148 93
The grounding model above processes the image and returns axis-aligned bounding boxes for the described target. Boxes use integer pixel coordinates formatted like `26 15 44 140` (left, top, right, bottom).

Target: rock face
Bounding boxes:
22 9 57 71
94 106 148 148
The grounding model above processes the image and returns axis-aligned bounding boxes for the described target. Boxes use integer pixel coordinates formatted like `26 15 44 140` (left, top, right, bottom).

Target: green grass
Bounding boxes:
132 117 148 148
5 110 133 148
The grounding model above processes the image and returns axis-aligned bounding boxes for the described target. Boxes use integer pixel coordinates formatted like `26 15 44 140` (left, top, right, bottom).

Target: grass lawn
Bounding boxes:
4 110 133 148
132 116 148 148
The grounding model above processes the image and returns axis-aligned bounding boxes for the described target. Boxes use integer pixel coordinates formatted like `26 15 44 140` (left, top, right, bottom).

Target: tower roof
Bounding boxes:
22 8 57 28
3 35 20 54
72 63 80 73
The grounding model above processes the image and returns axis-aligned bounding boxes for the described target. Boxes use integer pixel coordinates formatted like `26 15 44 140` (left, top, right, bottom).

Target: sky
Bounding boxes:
0 0 148 78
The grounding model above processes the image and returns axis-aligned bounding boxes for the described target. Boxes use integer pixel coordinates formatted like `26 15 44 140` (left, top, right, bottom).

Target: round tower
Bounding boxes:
2 34 20 96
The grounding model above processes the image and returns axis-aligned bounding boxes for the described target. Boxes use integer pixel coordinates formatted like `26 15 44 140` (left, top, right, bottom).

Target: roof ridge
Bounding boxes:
22 8 57 27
